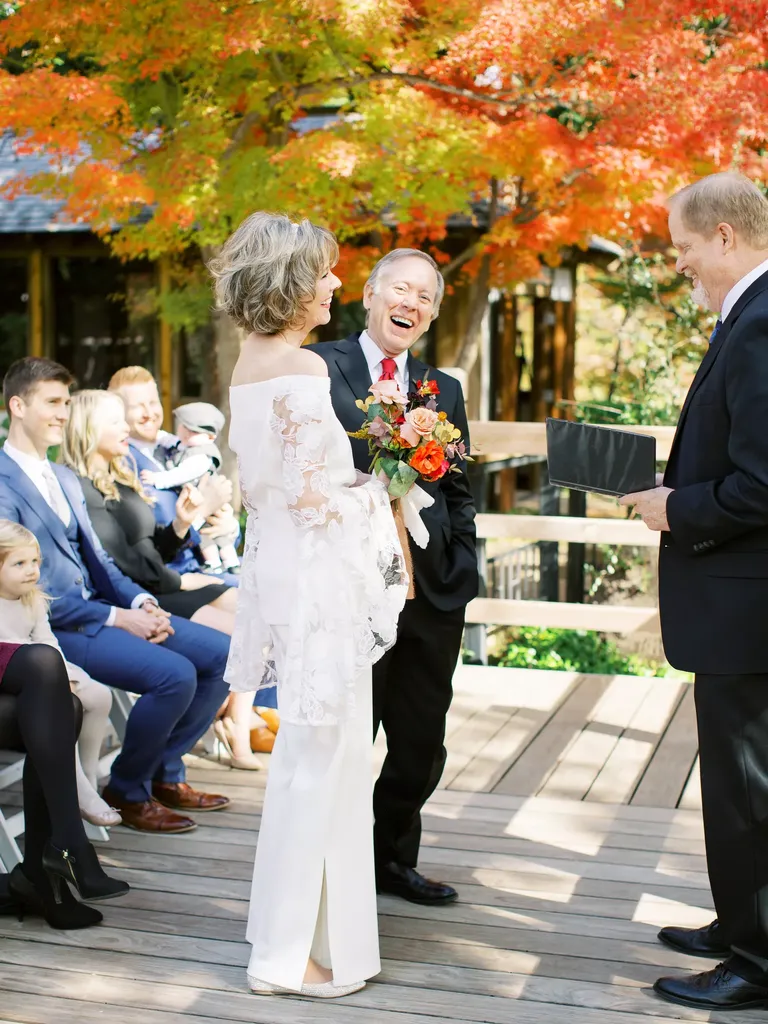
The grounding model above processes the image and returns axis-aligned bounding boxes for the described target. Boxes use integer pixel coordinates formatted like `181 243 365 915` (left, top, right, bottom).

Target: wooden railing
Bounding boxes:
464 420 672 635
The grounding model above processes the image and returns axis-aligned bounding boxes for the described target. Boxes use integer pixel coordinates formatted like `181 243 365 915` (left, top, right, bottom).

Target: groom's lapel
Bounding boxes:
407 353 429 391
333 335 372 404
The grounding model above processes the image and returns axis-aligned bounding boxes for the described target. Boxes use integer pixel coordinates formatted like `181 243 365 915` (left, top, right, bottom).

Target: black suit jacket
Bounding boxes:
660 271 768 674
308 335 479 611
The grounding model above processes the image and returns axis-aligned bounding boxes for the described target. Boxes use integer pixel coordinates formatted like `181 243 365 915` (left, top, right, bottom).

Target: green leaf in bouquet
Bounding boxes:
377 456 400 480
366 403 386 422
388 461 419 498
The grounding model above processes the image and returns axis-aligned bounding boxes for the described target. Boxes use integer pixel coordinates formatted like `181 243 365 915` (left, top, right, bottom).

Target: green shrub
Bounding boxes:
489 626 668 677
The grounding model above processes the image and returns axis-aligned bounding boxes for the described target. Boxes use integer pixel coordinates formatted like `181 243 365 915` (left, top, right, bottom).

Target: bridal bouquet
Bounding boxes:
349 374 471 560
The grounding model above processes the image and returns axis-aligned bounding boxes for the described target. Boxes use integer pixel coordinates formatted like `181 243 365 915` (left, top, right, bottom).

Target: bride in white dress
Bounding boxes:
209 213 408 998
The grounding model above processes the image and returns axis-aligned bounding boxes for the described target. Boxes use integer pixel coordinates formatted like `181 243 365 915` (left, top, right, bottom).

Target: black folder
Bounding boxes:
546 418 656 497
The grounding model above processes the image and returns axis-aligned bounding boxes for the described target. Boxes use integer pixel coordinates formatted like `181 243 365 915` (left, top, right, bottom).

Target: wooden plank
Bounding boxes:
100 826 706 879
441 706 516 787
0 956 708 1024
631 686 699 808
678 754 702 811
449 707 554 793
426 787 704 825
466 597 660 633
476 513 660 546
0 964 477 1024
493 675 613 796
538 677 655 801
468 420 675 460
586 680 686 805
0 937 722 1023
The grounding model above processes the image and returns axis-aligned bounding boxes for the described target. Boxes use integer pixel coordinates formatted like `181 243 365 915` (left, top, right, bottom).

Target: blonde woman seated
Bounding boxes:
61 390 262 769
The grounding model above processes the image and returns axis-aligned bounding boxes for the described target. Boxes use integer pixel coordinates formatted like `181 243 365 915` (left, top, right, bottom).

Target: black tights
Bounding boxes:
3 644 88 875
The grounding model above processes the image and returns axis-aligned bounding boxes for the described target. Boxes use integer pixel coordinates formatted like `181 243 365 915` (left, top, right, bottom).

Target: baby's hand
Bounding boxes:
140 469 156 486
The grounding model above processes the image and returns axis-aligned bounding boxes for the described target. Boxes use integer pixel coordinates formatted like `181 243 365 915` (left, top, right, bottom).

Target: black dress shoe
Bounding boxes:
654 961 768 1010
376 862 458 905
658 919 730 958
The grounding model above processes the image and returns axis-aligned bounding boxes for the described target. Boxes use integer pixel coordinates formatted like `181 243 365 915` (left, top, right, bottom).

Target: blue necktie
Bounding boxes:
709 319 723 345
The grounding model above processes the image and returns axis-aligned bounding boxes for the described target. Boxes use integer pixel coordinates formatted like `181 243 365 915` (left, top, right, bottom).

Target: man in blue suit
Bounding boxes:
0 357 231 834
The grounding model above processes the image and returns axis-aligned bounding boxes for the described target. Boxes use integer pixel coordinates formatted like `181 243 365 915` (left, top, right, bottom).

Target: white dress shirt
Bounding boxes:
358 330 410 394
721 258 768 323
2 441 153 623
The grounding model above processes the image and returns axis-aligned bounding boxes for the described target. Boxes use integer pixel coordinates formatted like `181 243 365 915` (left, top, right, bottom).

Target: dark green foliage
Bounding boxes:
489 626 668 676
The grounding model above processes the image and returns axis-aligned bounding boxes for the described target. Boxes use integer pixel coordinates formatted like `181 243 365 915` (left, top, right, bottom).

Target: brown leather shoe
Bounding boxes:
101 788 197 834
152 781 230 812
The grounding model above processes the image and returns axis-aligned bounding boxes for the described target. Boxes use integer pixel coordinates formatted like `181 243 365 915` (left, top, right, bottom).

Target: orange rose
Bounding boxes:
409 439 445 479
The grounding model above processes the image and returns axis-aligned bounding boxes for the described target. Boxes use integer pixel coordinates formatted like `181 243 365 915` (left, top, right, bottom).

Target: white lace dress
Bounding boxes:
226 374 408 724
227 374 408 991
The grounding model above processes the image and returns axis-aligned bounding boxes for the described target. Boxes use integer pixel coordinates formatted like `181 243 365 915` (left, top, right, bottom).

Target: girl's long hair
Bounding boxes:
0 519 49 609
61 390 151 504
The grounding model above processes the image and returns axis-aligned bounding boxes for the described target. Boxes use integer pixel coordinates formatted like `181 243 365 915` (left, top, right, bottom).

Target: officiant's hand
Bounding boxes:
619 486 673 532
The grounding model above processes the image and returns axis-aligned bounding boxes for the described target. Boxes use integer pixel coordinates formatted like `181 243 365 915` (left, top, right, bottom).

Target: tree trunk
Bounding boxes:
454 253 491 378
208 306 244 507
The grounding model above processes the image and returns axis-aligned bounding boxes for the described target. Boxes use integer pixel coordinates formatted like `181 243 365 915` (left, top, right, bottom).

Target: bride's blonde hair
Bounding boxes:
0 519 49 609
61 390 151 504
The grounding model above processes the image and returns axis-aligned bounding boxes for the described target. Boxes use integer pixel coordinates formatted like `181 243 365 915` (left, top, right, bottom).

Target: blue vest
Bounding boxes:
62 505 95 596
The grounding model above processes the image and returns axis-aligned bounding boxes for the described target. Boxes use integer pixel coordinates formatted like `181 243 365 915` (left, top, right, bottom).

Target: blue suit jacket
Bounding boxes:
0 450 144 635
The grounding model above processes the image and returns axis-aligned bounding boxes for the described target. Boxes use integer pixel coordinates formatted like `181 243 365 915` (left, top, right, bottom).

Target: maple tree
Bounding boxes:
1 0 768 382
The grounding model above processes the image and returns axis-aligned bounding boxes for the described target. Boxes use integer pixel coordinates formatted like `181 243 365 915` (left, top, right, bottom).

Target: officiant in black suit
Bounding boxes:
309 249 478 905
621 172 768 1011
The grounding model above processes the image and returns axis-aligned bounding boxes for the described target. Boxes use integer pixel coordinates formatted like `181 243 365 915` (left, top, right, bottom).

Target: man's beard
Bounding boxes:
691 281 713 310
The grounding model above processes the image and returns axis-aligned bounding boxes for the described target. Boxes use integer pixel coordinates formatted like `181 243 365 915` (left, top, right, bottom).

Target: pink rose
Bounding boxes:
399 421 421 447
369 379 407 406
405 407 439 437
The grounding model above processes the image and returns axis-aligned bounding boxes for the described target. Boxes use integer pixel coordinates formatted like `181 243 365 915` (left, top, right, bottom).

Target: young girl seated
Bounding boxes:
0 520 121 827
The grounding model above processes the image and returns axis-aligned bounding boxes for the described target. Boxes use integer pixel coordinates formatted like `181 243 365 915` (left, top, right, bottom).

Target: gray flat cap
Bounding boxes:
173 402 226 437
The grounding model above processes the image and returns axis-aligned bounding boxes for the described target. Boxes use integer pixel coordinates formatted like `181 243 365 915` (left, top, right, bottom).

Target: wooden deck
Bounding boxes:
0 665 731 1024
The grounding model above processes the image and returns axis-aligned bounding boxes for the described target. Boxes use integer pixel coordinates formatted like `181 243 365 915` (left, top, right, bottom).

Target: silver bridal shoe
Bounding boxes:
247 975 366 998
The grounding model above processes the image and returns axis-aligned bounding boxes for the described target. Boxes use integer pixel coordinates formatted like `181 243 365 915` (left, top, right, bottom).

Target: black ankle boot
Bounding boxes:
42 841 129 903
4 865 103 929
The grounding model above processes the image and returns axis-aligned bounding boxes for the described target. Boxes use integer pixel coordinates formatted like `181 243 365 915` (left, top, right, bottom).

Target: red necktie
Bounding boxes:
379 357 398 381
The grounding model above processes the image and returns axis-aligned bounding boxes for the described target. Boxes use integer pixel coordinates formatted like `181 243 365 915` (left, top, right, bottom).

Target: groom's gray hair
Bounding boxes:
668 172 768 249
365 249 445 321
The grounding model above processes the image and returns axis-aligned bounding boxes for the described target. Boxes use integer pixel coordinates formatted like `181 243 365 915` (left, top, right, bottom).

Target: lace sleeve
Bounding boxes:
271 390 345 528
225 382 409 726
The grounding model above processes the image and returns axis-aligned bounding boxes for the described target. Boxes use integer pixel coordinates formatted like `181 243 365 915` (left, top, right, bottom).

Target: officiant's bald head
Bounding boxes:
363 249 444 358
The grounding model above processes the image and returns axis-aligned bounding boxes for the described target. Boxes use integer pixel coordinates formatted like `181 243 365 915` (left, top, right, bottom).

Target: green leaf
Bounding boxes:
377 456 400 479
388 461 419 498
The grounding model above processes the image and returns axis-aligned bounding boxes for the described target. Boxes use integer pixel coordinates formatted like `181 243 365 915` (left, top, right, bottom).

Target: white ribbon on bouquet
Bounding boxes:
396 483 434 549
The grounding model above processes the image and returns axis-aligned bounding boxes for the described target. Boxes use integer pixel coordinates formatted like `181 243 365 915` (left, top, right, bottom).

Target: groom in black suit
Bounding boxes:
621 172 768 1011
309 249 478 905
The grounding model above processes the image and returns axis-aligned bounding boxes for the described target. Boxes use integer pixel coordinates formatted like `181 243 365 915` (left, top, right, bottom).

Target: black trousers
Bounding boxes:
372 587 465 868
695 673 768 978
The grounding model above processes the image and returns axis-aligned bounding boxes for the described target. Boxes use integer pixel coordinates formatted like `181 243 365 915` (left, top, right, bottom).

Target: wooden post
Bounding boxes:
552 300 568 417
28 249 44 357
565 488 587 602
563 271 577 415
499 294 519 511
538 478 561 602
158 257 173 429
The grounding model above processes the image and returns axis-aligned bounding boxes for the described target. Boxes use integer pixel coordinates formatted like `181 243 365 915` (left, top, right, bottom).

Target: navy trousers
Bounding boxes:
56 615 229 803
